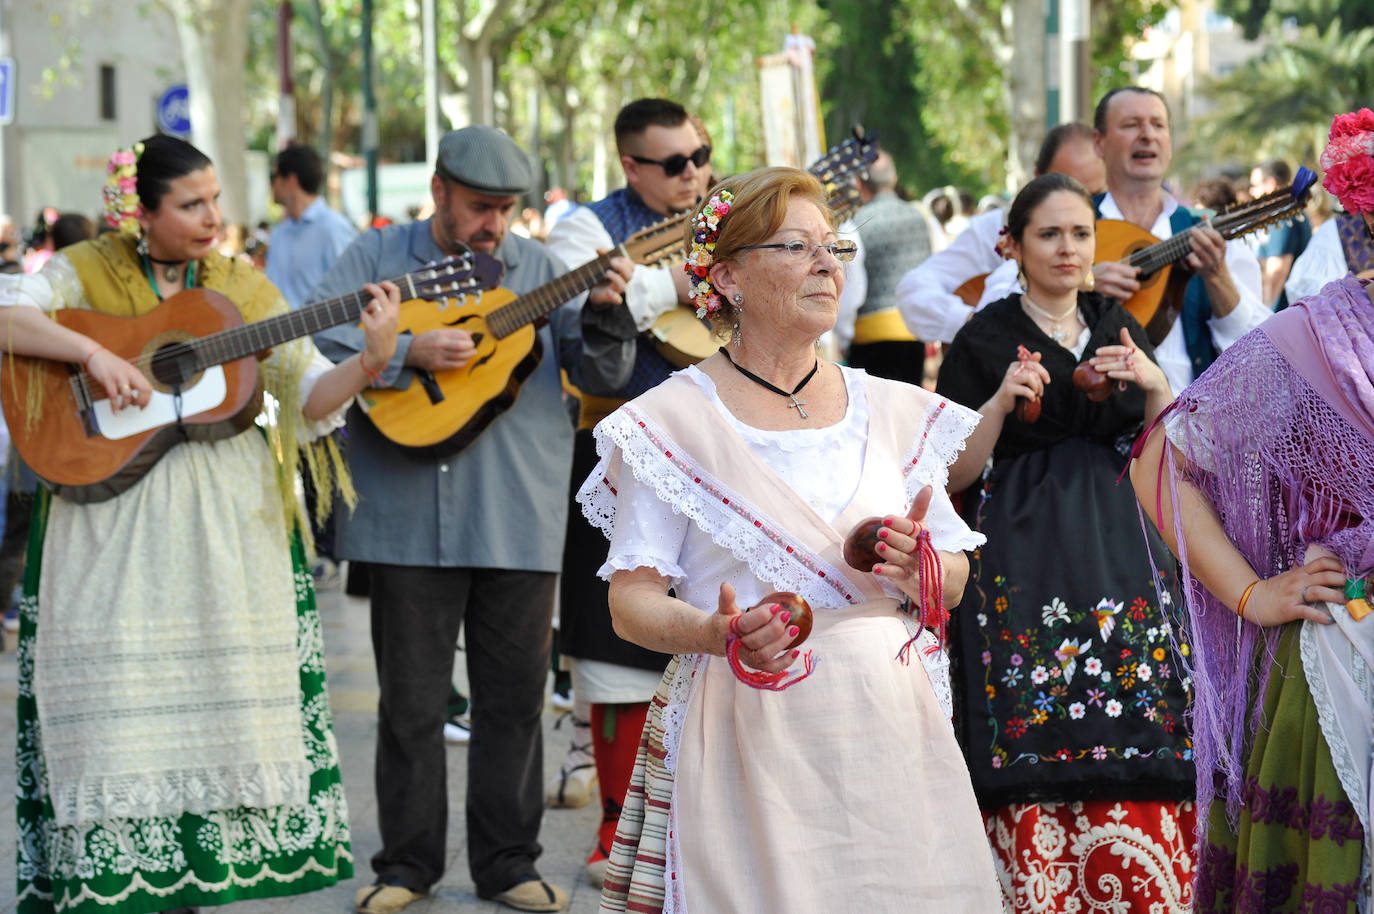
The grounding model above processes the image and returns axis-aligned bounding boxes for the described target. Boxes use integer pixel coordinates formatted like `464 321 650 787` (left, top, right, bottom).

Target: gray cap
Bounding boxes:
436 125 534 196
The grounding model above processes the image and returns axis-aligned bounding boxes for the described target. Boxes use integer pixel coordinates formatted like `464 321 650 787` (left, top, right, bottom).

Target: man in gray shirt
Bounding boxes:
312 125 632 914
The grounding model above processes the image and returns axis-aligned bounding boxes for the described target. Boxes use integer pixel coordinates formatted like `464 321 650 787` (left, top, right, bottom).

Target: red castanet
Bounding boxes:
1073 362 1112 401
750 591 814 649
1014 395 1041 424
843 516 886 572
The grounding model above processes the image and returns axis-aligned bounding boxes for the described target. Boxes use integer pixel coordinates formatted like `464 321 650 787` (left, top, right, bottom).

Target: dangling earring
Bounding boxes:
1016 262 1027 290
1082 269 1096 292
732 294 743 346
136 236 149 259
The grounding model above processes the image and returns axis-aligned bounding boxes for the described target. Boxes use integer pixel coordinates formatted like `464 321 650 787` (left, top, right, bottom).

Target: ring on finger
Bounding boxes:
1301 585 1310 604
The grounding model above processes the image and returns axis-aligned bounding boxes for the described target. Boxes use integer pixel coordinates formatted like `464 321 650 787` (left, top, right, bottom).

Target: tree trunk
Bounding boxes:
165 0 253 228
1005 0 1046 191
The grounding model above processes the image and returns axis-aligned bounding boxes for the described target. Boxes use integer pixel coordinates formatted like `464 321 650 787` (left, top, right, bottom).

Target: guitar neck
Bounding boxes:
1127 190 1305 276
485 246 626 338
190 269 433 369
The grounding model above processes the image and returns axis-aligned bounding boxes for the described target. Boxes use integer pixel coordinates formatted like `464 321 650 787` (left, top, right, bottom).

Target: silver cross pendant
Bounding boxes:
788 396 808 419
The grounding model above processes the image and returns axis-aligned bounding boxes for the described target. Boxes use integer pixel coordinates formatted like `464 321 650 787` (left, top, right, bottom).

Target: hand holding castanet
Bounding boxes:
746 591 813 649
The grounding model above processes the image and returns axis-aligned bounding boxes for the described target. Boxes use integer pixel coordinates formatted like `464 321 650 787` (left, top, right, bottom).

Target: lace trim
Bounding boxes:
1300 618 1374 892
659 655 703 914
902 396 986 553
577 408 861 610
682 363 870 453
596 553 686 590
902 615 953 722
48 760 313 832
902 394 979 496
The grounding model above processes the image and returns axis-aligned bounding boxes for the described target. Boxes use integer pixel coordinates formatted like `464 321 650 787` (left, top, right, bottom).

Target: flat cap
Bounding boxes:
436 125 534 196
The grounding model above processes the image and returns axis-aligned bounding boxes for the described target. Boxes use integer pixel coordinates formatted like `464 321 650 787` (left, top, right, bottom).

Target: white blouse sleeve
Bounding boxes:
596 460 691 589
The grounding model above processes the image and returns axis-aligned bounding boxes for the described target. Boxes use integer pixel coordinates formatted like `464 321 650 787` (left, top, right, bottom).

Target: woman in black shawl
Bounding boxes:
935 173 1193 912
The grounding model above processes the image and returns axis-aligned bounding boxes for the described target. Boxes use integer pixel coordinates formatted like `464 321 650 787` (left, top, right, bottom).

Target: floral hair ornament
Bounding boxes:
685 189 734 318
1320 109 1374 216
995 223 1016 260
102 142 145 236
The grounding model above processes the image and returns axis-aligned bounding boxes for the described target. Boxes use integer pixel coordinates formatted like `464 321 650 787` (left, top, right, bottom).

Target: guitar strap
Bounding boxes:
1093 194 1218 383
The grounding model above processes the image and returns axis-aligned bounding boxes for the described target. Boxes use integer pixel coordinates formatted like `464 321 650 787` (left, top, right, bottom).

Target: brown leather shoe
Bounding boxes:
492 879 569 912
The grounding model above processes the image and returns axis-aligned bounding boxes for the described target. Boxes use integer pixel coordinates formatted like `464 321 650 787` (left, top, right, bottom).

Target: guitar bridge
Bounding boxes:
68 369 100 438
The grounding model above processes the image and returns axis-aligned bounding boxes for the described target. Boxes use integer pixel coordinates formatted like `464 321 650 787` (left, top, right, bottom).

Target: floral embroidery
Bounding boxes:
976 571 1190 769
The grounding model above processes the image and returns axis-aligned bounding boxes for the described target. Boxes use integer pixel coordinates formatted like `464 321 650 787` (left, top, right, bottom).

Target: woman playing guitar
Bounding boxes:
0 135 399 913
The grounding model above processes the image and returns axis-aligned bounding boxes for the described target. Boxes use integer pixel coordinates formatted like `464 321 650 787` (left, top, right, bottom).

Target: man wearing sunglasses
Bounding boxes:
543 96 713 890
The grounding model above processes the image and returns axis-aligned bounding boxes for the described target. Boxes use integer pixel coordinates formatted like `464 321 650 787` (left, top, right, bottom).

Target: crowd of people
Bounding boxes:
0 83 1369 914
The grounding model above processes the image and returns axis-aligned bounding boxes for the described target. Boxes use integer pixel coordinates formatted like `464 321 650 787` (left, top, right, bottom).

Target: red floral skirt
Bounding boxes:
985 798 1196 912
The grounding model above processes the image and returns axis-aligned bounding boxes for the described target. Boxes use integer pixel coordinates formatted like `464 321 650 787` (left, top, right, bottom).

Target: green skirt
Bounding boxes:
1194 623 1365 912
16 490 353 913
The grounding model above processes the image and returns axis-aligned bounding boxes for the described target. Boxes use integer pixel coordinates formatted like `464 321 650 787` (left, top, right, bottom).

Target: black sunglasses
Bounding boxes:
629 145 711 177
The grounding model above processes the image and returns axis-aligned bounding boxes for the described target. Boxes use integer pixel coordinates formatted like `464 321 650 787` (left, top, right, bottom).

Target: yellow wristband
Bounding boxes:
1236 580 1259 620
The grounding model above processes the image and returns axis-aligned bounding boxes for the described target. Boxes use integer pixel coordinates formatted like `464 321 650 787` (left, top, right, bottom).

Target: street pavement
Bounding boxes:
0 578 606 913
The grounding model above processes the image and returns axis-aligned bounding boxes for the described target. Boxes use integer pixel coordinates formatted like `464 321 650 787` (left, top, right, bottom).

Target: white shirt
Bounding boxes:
894 210 1005 344
545 206 680 331
1285 218 1347 304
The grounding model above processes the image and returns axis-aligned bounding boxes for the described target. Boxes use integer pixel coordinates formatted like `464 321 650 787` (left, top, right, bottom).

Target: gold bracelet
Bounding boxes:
1236 579 1259 620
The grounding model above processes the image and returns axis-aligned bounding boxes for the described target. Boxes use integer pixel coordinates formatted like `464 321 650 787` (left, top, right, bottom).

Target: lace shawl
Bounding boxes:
1162 275 1374 829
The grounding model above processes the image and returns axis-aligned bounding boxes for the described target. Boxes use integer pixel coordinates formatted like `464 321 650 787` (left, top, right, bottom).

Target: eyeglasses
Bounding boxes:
738 239 858 262
628 145 711 177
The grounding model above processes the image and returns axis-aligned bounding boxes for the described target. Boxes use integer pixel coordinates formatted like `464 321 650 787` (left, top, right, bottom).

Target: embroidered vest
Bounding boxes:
1336 211 1374 274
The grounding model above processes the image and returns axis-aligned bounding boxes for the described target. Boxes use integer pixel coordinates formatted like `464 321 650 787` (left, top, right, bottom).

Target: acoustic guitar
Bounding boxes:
638 128 881 367
1 253 502 502
357 228 687 455
1097 166 1317 342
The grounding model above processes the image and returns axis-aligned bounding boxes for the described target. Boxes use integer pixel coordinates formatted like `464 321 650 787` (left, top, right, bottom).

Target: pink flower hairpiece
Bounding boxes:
1321 109 1374 216
685 189 734 318
102 143 144 236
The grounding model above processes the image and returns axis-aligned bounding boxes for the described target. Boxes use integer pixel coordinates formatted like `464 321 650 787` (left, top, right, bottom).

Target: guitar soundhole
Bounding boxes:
149 339 203 392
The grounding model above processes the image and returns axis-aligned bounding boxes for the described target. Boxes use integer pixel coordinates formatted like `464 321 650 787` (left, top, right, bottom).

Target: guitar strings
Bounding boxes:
72 263 479 393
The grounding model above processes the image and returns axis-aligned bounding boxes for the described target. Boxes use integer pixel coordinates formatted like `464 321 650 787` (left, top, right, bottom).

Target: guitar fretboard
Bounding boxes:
485 246 626 339
1127 185 1308 277
188 266 470 369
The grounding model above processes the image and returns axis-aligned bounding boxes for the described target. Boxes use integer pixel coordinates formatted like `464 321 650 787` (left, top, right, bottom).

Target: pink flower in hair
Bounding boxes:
1324 155 1374 215
1328 108 1374 141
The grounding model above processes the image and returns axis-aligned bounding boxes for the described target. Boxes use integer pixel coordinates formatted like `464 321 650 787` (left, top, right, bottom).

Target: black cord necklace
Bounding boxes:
718 346 820 419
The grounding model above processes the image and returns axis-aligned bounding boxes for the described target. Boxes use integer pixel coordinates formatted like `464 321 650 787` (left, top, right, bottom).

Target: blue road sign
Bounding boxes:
0 58 14 126
157 84 190 137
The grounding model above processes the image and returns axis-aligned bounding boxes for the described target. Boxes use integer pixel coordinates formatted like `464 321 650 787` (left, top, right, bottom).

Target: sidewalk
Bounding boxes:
0 584 605 913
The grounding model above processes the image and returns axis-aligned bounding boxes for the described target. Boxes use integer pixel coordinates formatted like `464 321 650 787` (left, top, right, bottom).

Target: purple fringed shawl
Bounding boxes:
1162 274 1374 828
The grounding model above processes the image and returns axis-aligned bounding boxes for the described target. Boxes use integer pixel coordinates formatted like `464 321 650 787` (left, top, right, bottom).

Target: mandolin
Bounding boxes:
2 252 502 502
1097 166 1318 343
639 128 881 367
951 168 1319 328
